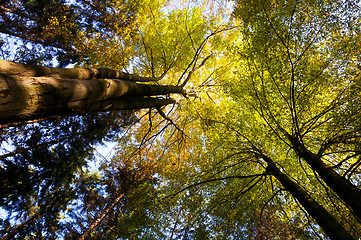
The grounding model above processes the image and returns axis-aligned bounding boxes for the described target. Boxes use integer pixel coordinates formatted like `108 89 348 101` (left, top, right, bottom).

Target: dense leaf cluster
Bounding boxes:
1 0 361 239
0 0 135 66
0 111 135 238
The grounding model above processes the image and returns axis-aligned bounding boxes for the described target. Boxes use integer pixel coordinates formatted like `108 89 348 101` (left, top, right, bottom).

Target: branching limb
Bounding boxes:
171 173 269 197
156 107 185 136
259 188 283 230
138 109 154 150
176 27 233 86
180 53 214 88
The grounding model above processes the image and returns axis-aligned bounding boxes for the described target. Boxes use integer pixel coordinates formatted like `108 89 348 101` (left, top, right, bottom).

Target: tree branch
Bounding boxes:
156 107 185 135
171 173 268 197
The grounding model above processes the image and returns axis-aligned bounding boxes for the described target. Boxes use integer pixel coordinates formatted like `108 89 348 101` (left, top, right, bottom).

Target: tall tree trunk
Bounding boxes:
0 97 175 128
0 135 72 160
0 60 184 126
0 59 164 82
78 193 124 240
1 197 61 240
262 154 355 240
1 213 38 240
287 134 361 221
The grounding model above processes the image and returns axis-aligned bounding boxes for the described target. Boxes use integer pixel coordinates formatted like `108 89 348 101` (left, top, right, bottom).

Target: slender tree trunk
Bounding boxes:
0 214 38 240
78 193 124 240
262 155 355 240
287 134 361 221
0 197 61 240
0 135 72 160
0 60 184 126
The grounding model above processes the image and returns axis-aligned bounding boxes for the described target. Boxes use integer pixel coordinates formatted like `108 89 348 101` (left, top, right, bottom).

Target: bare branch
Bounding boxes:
180 53 214 88
171 173 268 197
156 107 185 136
177 27 233 86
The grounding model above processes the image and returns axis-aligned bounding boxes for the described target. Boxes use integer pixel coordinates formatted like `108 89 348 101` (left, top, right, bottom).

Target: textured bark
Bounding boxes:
0 74 178 124
264 156 355 240
0 97 175 128
0 60 183 126
286 134 361 221
0 59 164 82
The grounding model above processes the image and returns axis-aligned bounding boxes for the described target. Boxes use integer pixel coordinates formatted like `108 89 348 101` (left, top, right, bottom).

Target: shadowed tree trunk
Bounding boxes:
0 59 184 126
285 133 361 221
0 59 166 82
77 193 124 240
260 153 355 240
0 197 62 240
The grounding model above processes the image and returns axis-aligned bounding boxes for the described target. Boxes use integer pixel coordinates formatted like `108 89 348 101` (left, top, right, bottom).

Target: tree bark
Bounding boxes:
262 155 355 240
0 60 184 126
78 193 124 240
0 97 175 128
286 134 361 221
0 59 164 82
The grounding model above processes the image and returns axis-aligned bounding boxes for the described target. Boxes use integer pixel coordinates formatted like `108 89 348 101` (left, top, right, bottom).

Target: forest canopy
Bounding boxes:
0 0 361 239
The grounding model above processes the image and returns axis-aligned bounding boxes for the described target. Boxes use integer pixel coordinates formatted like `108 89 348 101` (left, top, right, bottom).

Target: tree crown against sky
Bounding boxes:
0 0 139 66
0 0 234 239
1 0 361 239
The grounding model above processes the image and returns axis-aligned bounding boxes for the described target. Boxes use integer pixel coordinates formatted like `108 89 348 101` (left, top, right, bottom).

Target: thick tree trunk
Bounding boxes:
287 134 361 221
0 97 175 128
0 59 164 82
263 155 355 240
0 60 184 126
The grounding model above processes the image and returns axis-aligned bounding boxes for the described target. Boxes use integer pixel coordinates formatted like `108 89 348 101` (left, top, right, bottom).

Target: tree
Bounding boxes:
112 0 361 239
0 0 228 238
5 0 360 238
0 0 137 66
232 0 361 225
155 0 361 238
0 111 136 239
62 165 160 240
0 59 184 127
